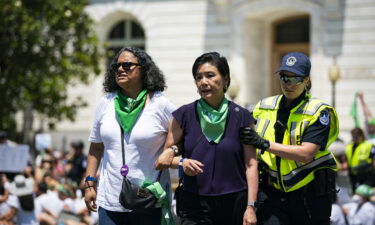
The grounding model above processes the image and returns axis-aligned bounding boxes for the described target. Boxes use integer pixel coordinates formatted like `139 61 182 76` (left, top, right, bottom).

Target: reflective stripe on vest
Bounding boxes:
253 94 339 192
259 95 282 109
282 152 336 190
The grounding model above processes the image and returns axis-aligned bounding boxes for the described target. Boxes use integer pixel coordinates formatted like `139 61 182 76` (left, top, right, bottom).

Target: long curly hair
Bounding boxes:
103 47 166 93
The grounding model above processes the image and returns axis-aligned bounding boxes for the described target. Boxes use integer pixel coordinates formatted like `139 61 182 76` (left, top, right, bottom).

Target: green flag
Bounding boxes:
349 94 360 128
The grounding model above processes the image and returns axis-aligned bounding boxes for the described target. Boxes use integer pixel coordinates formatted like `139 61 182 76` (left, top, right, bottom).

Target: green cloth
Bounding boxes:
349 93 360 128
114 90 148 133
355 184 373 197
369 118 375 126
197 98 229 144
143 181 175 225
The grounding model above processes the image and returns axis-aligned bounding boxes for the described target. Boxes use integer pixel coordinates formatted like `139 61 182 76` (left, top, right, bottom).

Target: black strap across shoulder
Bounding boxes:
120 126 162 181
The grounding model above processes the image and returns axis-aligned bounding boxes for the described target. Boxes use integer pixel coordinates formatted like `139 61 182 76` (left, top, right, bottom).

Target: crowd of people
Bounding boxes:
0 137 97 225
0 48 374 225
330 94 375 225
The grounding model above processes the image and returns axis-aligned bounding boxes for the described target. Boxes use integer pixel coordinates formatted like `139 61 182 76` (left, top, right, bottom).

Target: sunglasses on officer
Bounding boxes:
279 73 305 85
111 62 140 72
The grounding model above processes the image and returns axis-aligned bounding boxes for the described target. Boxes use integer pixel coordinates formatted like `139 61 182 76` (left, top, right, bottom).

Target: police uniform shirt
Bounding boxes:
276 91 330 149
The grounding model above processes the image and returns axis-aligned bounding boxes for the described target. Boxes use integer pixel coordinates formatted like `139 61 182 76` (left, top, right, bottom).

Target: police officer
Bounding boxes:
240 52 339 225
344 127 375 192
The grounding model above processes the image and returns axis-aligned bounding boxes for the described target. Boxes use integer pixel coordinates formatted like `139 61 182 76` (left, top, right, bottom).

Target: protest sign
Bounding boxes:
0 145 29 172
35 133 52 151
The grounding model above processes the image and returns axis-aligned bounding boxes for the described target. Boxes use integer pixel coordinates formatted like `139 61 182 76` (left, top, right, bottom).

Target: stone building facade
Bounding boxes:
50 0 375 150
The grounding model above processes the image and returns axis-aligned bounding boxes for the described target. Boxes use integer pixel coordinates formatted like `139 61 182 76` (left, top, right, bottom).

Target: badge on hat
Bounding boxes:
319 111 330 126
286 56 297 66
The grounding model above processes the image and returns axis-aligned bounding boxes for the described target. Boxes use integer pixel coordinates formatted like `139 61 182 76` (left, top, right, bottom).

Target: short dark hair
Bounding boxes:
351 127 365 138
103 47 166 93
71 140 84 150
192 52 230 92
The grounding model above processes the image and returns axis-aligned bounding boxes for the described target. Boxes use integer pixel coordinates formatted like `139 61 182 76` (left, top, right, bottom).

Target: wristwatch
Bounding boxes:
171 145 180 156
247 201 257 209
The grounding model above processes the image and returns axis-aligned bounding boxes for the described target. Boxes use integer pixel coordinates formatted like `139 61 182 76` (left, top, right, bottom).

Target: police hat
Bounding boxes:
275 52 311 77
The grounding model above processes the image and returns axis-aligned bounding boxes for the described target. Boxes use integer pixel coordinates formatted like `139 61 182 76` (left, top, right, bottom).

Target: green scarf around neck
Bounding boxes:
114 89 148 133
143 181 175 225
197 97 229 144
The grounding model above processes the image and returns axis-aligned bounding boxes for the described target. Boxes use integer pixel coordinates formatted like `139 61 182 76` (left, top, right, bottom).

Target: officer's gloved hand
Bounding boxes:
239 127 270 152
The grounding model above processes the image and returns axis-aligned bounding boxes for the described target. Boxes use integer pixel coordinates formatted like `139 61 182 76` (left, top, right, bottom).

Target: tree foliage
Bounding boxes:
0 0 101 140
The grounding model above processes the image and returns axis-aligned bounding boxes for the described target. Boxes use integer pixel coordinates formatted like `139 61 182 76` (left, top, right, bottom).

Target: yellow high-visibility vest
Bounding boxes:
253 94 339 192
345 141 373 174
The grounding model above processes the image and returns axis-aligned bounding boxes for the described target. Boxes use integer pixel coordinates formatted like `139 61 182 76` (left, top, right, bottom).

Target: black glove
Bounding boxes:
239 127 270 152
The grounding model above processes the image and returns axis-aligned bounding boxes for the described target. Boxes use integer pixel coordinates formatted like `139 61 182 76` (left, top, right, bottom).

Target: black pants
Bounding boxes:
98 207 161 225
178 189 247 225
256 185 332 225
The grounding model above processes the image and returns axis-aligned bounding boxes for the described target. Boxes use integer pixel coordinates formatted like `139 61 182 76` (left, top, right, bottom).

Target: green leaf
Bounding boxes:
0 0 102 141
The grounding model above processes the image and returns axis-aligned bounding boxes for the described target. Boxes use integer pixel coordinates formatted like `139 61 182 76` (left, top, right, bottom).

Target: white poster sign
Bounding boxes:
0 145 29 172
35 133 52 151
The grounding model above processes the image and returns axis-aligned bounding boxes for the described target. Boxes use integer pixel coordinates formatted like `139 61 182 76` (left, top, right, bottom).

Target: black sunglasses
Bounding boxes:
279 73 305 85
111 62 140 72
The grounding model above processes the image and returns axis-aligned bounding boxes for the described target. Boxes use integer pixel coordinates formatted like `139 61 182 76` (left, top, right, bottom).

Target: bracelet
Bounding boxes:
84 176 96 182
178 158 185 178
179 158 185 167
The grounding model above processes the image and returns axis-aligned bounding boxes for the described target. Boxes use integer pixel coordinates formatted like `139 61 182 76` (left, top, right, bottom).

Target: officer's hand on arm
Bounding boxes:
240 127 270 153
243 206 257 225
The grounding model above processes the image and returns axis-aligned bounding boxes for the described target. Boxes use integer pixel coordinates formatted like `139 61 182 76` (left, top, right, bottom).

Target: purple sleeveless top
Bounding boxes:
173 100 254 196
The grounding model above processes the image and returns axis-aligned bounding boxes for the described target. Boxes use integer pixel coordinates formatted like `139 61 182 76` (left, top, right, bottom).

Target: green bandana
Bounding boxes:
114 89 148 133
143 181 175 225
197 98 229 144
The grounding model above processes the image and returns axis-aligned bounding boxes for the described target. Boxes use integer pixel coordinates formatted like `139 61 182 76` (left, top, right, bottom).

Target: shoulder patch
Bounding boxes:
319 111 330 126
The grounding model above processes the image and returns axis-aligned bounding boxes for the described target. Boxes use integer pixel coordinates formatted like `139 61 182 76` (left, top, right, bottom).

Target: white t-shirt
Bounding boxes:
330 204 346 225
0 198 12 217
89 91 176 212
7 195 38 225
34 191 64 218
344 202 375 225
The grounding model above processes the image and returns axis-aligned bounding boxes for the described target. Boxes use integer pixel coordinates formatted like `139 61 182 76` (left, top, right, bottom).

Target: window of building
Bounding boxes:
271 15 310 95
275 17 309 44
107 19 145 63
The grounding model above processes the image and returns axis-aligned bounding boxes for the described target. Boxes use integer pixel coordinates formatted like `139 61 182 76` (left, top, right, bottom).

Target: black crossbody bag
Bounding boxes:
118 127 163 211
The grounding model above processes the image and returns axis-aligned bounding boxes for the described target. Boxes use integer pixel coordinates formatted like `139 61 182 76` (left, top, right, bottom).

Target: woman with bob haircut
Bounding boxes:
156 52 258 225
84 47 176 225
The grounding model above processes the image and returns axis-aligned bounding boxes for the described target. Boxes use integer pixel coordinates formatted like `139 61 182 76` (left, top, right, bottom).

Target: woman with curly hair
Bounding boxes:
84 47 176 225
